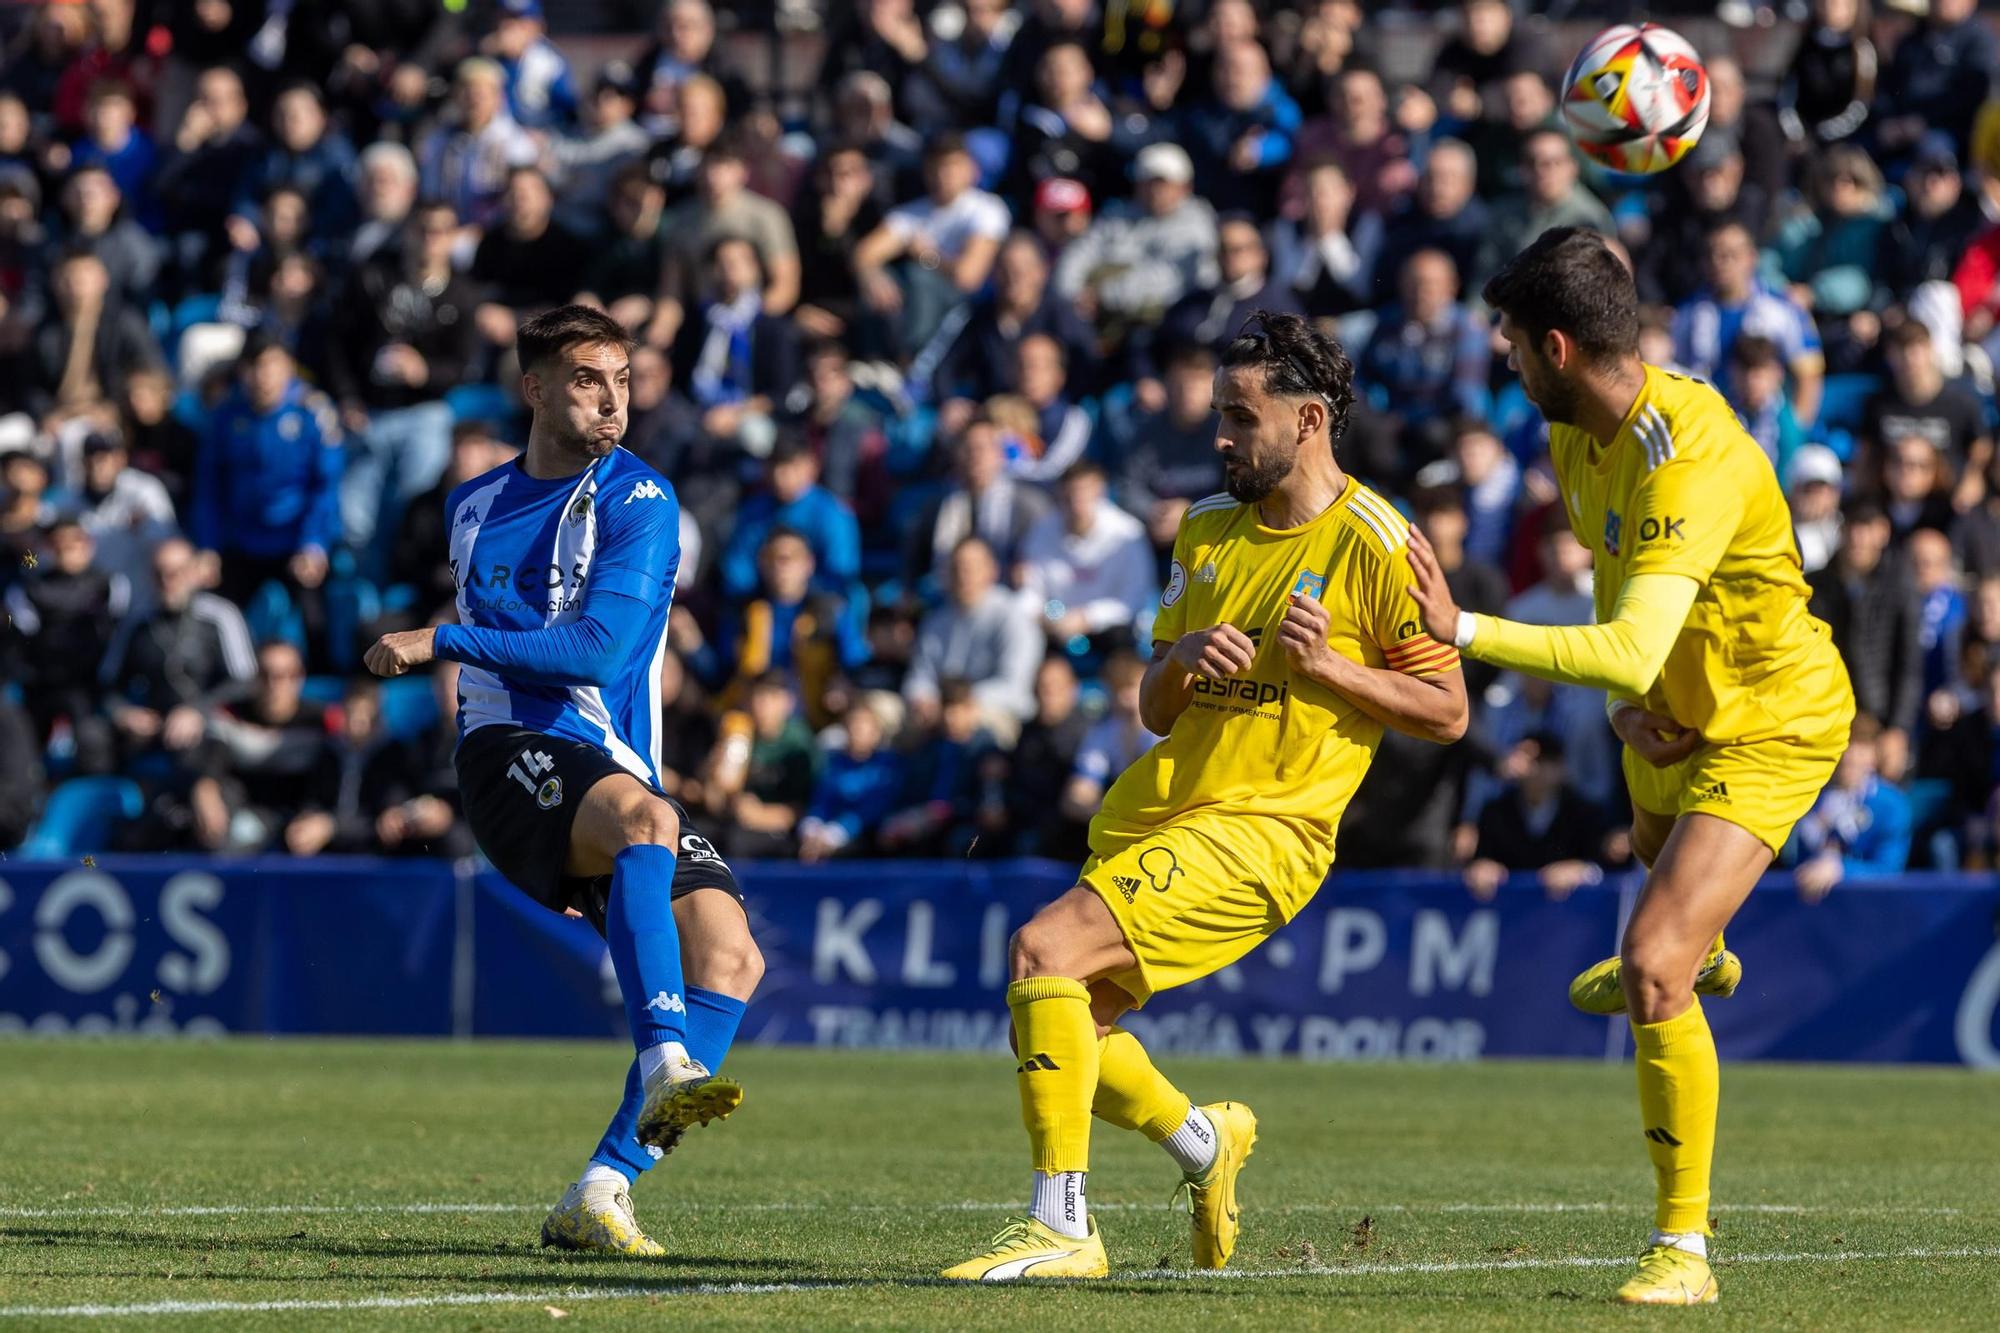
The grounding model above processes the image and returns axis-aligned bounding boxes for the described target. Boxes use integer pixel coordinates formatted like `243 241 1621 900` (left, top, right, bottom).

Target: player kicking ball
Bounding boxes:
366 305 762 1257
942 313 1469 1281
1405 229 1854 1305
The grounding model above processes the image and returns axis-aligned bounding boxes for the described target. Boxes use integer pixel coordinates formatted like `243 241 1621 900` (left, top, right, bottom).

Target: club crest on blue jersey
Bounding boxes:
568 493 593 526
1292 569 1326 600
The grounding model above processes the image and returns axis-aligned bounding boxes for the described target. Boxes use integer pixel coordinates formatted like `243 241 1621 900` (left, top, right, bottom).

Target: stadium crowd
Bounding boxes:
1 0 1997 899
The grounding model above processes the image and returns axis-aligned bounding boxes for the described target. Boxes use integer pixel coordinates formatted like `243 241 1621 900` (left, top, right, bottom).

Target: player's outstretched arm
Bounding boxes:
1277 593 1469 744
1405 524 1697 698
367 587 652 686
1139 626 1256 735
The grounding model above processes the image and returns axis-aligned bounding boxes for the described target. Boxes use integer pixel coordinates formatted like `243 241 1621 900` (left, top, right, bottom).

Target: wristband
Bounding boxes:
1452 610 1478 649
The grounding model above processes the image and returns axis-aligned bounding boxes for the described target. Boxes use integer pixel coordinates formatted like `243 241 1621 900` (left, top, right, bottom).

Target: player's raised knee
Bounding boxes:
1619 943 1694 1024
618 797 681 852
1009 920 1074 981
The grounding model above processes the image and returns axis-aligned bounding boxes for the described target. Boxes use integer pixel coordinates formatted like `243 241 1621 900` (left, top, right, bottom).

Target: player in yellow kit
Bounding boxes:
1405 228 1855 1306
941 313 1468 1281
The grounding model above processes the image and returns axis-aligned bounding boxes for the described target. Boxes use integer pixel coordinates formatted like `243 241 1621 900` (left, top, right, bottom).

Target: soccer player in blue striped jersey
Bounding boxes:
366 305 762 1258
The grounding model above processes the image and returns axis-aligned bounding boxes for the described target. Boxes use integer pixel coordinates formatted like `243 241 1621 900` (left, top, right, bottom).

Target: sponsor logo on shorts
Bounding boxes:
1694 781 1730 803
1138 846 1183 894
536 776 563 809
680 832 721 863
1111 875 1142 903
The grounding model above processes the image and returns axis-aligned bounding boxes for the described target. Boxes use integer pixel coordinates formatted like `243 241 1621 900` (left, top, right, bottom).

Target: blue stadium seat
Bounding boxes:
446 383 514 424
301 675 346 706
1816 373 1880 433
21 777 144 858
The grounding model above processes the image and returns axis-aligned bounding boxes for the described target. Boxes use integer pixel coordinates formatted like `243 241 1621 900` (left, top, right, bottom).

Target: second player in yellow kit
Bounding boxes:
1408 228 1855 1307
941 313 1467 1283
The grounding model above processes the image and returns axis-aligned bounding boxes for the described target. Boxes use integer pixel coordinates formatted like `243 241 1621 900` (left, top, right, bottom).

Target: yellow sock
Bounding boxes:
1632 998 1719 1235
1092 1026 1192 1141
1008 977 1098 1174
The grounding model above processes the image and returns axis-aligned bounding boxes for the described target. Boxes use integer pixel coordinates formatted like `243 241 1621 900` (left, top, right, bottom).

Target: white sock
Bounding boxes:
579 1163 629 1192
637 1040 693 1088
1030 1171 1089 1239
1651 1229 1708 1259
1160 1105 1218 1177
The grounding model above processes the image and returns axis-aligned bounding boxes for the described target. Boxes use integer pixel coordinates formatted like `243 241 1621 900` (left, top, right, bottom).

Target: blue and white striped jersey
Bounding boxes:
445 447 680 785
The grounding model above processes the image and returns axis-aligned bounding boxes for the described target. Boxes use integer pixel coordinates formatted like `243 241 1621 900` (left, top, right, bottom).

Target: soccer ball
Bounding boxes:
1560 23 1710 175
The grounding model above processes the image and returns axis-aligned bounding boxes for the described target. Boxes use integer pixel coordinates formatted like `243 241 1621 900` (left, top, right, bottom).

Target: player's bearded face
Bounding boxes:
547 342 631 457
1507 321 1581 426
1223 433 1297 504
1213 367 1303 504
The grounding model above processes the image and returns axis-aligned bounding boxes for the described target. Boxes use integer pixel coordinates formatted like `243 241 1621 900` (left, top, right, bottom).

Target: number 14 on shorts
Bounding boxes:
507 749 564 810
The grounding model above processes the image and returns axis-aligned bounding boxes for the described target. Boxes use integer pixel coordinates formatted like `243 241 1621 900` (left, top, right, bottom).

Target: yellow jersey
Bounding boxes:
1551 363 1851 745
1100 480 1460 844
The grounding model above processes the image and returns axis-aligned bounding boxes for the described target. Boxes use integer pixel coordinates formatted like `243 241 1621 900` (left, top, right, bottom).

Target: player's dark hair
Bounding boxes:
516 304 636 376
1220 310 1355 442
1480 226 1638 361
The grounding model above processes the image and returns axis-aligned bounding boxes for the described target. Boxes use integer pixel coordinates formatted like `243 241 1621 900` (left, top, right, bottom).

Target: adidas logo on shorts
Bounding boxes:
1111 875 1142 903
1694 781 1730 803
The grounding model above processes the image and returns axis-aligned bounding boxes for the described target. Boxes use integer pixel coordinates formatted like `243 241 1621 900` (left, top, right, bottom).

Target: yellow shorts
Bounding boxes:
1079 808 1330 1008
1622 721 1851 857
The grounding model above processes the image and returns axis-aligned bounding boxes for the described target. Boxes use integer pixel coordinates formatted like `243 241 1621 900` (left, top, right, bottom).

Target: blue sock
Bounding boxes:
606 845 686 1052
589 1059 653 1181
684 986 748 1072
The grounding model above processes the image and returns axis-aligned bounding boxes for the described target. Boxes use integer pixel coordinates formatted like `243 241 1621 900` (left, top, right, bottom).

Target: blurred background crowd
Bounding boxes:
1 0 1996 902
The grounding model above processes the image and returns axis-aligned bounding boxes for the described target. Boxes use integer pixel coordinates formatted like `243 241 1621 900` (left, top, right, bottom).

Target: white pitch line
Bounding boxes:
0 1200 1971 1219
2 1246 1996 1320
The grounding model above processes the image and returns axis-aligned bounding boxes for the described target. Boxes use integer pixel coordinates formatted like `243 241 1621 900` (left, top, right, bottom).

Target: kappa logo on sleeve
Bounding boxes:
624 480 667 505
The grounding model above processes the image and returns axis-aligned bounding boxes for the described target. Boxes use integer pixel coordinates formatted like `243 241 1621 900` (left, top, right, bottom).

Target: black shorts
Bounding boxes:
456 724 740 935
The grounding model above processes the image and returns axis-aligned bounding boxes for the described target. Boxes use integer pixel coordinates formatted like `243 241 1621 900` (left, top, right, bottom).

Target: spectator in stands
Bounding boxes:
621 342 716 525
1865 321 1990 513
674 235 802 450
1373 140 1486 306
1004 40 1130 214
0 449 53 587
1178 38 1298 216
1915 647 1999 868
1810 500 1923 778
1792 716 1915 901
1460 732 1610 903
470 167 587 348
720 434 861 603
1018 461 1156 656
484 0 576 131
1004 654 1090 857
231 84 358 250
1910 527 1969 699
937 232 1096 417
1432 0 1534 120
1480 128 1613 285
1288 66 1416 219
879 676 1005 857
390 420 515 623
1269 159 1379 320
4 516 124 772
700 526 865 728
1881 134 1984 302
791 143 885 342
706 670 816 859
829 70 923 208
1058 648 1159 827
636 0 749 137
72 427 175 616
578 160 668 335
1788 444 1846 575
854 132 1009 359
1029 174 1093 261
25 246 163 425
1638 128 1768 308
52 164 160 307
0 163 46 330
1957 455 2000 578
911 418 1054 587
330 200 477 559
1506 506 1594 629
157 66 260 285
798 695 904 863
904 535 1043 738
5 5 89 135
653 135 802 348
1409 486 1509 685
1674 221 1825 427
910 0 1016 130
1871 0 1997 166
347 143 421 270
1778 0 1875 149
0 695 42 850
1053 142 1218 350
999 331 1094 481
1111 341 1222 551
1731 334 1806 482
1358 252 1489 468
72 81 155 228
799 340 889 515
100 536 256 770
192 334 343 665
284 677 432 856
1883 435 1957 545
551 63 647 236
1144 214 1299 385
1764 144 1888 364
419 59 538 234
179 639 327 855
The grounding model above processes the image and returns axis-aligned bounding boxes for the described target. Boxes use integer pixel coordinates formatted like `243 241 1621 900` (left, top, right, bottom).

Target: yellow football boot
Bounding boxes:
634 1055 743 1150
540 1178 665 1257
1616 1243 1719 1305
1180 1101 1258 1269
1570 936 1741 1016
940 1216 1109 1281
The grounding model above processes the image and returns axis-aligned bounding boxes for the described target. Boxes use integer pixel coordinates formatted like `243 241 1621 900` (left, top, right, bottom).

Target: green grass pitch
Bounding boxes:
1 1041 1995 1329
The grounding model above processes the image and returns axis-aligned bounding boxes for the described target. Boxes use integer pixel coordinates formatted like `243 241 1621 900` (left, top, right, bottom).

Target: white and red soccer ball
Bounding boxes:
1560 23 1711 175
